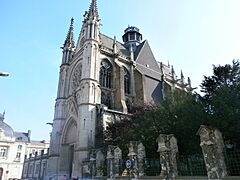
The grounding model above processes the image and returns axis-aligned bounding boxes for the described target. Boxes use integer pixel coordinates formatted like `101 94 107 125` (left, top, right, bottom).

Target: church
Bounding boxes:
47 0 193 179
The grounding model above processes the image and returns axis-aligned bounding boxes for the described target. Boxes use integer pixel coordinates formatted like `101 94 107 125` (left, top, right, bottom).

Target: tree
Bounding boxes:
105 90 207 157
201 60 240 146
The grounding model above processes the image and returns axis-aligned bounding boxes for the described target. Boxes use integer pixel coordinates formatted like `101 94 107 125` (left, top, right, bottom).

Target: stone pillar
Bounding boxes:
90 150 96 178
114 147 122 177
95 149 105 177
128 141 138 177
106 145 115 178
197 125 227 180
81 159 91 179
137 142 146 177
156 134 178 180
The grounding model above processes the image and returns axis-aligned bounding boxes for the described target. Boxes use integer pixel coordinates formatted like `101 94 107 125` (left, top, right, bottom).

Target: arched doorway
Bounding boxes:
62 118 77 178
0 168 3 180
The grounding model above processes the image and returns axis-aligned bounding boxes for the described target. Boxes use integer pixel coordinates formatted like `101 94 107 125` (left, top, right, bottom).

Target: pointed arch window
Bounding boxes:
124 67 130 94
99 59 112 89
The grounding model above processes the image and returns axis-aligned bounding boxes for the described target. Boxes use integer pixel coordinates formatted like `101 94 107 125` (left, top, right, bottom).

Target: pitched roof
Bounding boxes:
100 33 130 57
14 132 29 142
134 41 145 59
135 40 162 80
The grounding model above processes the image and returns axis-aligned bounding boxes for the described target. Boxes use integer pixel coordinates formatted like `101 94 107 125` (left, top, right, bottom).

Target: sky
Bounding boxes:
1 0 240 140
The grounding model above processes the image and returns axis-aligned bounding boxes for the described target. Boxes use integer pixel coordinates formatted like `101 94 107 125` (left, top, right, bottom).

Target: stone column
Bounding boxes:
81 159 91 179
137 142 146 177
114 147 122 177
156 134 178 180
95 149 105 177
128 141 138 177
106 145 115 178
197 125 227 180
90 150 96 178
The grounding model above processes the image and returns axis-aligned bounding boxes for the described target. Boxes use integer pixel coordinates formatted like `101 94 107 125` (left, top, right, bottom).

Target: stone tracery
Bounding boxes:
71 63 82 91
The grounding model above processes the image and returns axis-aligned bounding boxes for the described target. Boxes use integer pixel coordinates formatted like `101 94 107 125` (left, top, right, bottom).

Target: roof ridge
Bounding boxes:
134 40 147 61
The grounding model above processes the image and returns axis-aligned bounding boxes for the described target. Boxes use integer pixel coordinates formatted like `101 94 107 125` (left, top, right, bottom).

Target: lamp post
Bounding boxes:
0 72 9 77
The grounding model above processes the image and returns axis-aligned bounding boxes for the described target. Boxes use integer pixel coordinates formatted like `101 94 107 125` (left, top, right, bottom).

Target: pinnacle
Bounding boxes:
63 18 75 49
70 17 74 28
181 70 184 79
87 0 99 20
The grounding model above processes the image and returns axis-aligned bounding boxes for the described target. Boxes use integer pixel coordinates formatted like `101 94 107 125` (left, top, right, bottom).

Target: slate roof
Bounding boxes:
14 132 29 142
0 120 14 138
100 33 179 83
100 33 130 57
30 140 49 146
134 40 162 80
134 41 145 59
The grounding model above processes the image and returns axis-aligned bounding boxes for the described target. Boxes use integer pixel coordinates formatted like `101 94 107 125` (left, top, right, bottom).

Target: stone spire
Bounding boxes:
0 111 5 121
61 18 75 64
87 0 99 20
63 17 75 50
171 65 175 79
76 0 100 51
180 70 185 84
113 36 117 54
181 70 184 80
186 77 197 92
187 77 192 90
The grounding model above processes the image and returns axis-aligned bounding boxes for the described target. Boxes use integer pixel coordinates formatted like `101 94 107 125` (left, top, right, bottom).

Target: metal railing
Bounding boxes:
225 148 240 176
177 154 207 176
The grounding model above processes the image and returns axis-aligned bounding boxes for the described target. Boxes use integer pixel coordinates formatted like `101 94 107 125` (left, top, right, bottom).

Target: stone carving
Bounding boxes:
137 142 146 177
128 141 138 158
197 125 227 179
95 149 105 177
127 141 146 178
156 134 178 179
71 63 82 91
105 145 123 178
114 146 122 177
128 141 138 178
106 145 115 178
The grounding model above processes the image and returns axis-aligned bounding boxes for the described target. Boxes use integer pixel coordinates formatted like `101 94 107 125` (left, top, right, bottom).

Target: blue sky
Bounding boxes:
1 0 240 140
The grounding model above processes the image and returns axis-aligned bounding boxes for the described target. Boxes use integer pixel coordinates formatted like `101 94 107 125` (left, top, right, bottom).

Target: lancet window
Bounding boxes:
124 67 130 94
99 59 112 89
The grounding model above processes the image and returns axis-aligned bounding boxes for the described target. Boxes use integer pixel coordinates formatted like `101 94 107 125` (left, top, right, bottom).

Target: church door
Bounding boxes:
69 145 74 178
0 168 3 180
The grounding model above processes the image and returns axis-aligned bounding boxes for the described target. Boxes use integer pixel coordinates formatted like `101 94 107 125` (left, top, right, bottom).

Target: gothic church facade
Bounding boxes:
47 0 193 179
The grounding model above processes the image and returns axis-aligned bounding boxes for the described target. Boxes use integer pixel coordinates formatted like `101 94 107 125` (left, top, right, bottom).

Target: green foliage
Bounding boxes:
105 90 207 157
159 90 207 154
201 60 240 146
105 60 240 157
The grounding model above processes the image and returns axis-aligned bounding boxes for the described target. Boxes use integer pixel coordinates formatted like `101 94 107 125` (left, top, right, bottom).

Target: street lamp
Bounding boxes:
0 72 9 77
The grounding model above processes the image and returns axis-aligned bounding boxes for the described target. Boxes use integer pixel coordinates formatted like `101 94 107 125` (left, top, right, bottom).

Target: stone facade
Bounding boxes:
21 150 49 180
47 0 192 179
0 113 49 180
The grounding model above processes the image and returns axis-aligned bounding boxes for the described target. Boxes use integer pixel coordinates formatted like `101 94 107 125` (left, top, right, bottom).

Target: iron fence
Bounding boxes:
225 148 240 176
116 150 240 177
177 154 207 176
145 158 161 176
